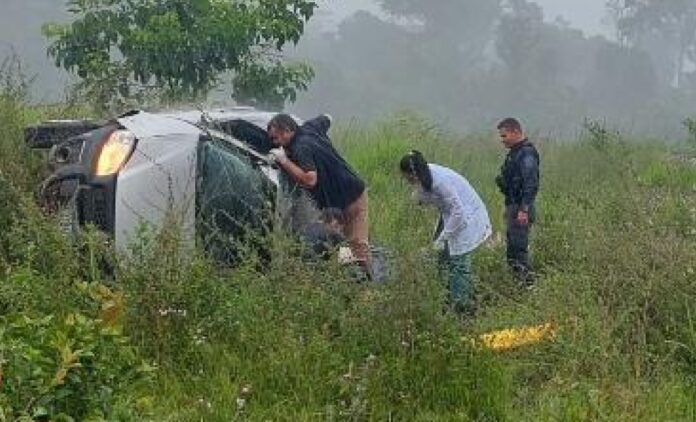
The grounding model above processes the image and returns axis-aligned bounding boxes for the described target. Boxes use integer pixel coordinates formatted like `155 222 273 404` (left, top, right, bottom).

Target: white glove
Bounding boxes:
268 147 288 164
337 246 357 264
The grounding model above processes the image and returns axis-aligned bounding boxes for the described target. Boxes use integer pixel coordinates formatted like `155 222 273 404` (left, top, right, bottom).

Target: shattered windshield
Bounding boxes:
197 139 276 264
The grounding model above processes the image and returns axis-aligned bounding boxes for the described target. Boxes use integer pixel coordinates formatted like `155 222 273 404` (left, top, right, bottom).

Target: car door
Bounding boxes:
196 139 276 265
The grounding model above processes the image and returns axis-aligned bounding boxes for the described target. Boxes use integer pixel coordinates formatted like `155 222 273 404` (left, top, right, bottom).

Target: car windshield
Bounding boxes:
197 139 276 264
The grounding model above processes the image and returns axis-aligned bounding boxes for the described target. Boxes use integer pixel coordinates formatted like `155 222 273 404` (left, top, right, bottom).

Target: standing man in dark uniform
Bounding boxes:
266 113 370 275
495 118 540 284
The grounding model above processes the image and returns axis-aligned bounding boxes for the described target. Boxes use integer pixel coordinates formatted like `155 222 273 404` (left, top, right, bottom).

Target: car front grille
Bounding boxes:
77 187 114 234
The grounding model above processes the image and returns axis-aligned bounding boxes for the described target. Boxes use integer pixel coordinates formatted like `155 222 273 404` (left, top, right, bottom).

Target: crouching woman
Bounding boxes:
400 150 492 314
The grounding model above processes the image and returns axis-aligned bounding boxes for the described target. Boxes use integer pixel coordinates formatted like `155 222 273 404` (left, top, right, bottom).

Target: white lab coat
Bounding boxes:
416 164 492 256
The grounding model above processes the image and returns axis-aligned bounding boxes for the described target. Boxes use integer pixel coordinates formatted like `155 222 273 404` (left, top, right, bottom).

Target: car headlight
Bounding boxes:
94 130 137 176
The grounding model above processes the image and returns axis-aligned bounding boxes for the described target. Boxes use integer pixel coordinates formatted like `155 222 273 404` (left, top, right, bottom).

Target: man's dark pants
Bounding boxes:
504 204 535 278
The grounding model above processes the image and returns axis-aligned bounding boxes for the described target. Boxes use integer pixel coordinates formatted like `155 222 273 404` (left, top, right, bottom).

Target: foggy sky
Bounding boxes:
322 0 612 37
0 0 613 102
520 0 611 38
0 0 664 134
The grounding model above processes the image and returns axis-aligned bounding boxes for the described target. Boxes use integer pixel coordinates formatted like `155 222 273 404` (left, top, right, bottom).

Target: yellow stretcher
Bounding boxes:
471 322 557 351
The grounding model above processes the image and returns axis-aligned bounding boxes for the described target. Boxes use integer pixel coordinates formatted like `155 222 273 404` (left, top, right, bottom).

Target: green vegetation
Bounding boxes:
2 89 696 420
42 0 317 113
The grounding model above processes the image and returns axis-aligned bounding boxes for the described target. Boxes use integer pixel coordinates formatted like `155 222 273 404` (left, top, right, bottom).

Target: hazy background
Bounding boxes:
2 0 694 138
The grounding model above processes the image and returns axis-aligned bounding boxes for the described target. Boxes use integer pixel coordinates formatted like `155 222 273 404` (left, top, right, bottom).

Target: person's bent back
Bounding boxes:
267 114 371 276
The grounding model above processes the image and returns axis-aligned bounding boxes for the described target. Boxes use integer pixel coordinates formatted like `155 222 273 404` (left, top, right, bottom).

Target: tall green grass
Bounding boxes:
2 92 696 420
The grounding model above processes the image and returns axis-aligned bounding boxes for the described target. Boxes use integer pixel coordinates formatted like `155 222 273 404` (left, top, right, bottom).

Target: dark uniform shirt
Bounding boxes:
496 139 540 208
287 116 365 210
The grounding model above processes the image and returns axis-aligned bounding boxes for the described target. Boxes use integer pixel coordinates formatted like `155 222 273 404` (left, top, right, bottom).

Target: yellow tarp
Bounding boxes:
471 322 557 351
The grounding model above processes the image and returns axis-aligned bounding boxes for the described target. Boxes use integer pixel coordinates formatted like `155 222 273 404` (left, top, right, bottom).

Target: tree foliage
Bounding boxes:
496 0 545 74
608 0 696 87
292 0 672 135
43 0 318 112
232 58 314 110
378 0 501 66
379 0 501 29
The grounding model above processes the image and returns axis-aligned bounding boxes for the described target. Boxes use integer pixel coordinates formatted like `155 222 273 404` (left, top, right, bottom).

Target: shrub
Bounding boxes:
0 285 153 421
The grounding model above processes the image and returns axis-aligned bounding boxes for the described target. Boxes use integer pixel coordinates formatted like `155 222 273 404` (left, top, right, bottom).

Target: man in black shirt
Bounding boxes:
495 118 540 284
267 114 370 272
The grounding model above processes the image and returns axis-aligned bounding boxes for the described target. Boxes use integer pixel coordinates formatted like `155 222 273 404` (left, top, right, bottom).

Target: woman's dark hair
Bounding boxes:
399 150 433 191
268 113 299 133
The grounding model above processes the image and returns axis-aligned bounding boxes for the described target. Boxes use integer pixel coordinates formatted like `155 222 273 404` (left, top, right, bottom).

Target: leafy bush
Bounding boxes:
0 56 46 191
0 285 153 421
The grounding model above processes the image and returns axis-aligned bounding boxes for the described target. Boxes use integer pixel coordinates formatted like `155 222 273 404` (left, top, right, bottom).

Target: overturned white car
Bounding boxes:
26 108 316 263
26 108 392 279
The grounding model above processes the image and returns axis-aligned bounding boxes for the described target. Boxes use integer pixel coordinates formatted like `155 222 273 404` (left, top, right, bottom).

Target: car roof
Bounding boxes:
117 108 280 136
158 108 281 129
25 107 292 149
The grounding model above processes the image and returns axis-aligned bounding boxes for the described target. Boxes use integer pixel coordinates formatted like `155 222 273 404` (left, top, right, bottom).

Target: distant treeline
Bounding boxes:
290 0 696 138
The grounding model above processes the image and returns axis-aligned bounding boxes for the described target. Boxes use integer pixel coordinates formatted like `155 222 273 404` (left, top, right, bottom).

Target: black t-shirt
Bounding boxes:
288 117 365 210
